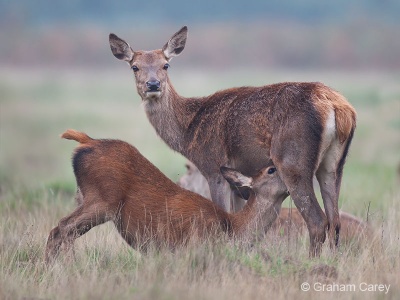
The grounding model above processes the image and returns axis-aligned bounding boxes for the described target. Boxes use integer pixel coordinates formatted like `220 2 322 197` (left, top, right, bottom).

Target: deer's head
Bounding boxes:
109 26 188 102
221 165 289 206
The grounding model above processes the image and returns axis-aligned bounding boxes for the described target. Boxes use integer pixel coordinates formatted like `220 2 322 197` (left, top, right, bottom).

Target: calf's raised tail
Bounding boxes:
61 129 93 144
60 129 94 206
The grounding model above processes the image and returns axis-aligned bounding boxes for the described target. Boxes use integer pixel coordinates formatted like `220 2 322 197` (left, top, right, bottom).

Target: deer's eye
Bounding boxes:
163 63 170 70
267 167 276 174
131 65 139 72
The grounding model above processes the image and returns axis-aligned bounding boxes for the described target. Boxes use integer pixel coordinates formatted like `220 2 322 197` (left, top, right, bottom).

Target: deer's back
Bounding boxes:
72 139 178 200
185 82 330 175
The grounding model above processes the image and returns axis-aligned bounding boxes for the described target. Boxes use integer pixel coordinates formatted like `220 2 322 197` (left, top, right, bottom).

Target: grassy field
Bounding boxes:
0 68 399 299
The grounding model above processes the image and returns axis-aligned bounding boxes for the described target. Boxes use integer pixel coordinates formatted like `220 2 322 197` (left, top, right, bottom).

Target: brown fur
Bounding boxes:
61 129 92 144
312 85 356 144
178 161 369 243
109 27 357 256
271 208 370 243
45 130 287 264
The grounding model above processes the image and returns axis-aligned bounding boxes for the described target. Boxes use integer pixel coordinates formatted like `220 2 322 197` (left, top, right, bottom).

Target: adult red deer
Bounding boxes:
109 26 357 256
45 130 288 264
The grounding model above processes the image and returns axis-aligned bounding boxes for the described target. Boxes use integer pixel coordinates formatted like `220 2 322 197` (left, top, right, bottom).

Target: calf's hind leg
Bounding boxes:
45 201 111 264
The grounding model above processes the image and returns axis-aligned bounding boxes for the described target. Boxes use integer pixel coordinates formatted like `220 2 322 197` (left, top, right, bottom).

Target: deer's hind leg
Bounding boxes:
270 118 328 257
279 168 327 257
316 131 354 249
45 198 112 265
316 162 340 250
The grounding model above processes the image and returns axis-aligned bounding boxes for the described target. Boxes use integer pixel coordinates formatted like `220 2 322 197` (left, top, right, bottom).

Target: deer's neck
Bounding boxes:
231 195 278 237
230 195 258 235
143 79 205 153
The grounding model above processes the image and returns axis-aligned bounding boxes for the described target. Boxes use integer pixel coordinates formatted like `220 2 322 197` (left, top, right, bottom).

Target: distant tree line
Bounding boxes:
1 0 399 70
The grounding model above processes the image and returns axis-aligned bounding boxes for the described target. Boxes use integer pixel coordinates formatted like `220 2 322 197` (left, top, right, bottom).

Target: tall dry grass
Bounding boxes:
0 184 399 299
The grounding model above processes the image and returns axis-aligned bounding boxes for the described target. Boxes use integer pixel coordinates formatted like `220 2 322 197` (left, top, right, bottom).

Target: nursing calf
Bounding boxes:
178 161 370 244
45 130 288 264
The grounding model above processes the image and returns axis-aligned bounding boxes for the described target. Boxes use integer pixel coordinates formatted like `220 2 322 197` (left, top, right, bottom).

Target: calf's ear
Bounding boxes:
220 166 253 188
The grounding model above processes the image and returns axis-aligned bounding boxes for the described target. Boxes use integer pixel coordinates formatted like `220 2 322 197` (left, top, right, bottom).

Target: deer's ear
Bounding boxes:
220 166 253 188
162 26 188 60
109 33 134 62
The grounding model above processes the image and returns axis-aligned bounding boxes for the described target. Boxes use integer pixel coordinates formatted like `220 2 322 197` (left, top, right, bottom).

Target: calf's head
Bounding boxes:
221 165 289 206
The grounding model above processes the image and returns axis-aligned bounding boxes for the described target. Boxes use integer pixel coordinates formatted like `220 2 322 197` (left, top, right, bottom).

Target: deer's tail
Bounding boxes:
61 129 93 144
313 84 357 144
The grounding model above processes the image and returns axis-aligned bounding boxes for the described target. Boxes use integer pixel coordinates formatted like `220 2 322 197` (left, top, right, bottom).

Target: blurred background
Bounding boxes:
0 0 399 214
1 0 400 69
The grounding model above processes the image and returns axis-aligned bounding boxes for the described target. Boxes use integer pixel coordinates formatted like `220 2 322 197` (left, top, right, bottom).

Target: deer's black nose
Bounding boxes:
146 80 160 91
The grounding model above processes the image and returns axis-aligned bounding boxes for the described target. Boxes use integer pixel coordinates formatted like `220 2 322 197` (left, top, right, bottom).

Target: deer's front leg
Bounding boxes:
207 174 232 212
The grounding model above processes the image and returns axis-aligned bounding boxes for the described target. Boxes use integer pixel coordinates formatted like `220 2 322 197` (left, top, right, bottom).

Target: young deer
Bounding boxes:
271 209 370 244
178 161 370 244
109 26 357 256
45 130 288 264
177 161 211 199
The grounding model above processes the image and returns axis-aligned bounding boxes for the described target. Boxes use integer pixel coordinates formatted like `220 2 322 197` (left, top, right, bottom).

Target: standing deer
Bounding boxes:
45 130 288 264
109 26 356 256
